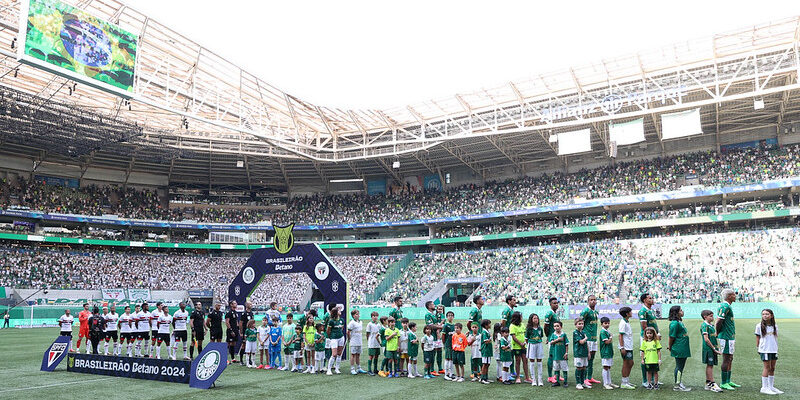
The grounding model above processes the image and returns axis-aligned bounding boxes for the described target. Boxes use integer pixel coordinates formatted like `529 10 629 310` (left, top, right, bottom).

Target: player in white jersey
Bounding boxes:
149 301 163 357
102 305 120 356
118 306 135 357
156 305 173 359
58 309 75 351
171 302 190 360
135 303 151 357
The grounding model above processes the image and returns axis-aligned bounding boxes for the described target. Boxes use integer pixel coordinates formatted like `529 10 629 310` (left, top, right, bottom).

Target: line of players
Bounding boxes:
57 301 194 360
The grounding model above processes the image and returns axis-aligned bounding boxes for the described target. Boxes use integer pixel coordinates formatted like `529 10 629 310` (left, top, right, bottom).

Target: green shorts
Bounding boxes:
444 347 453 359
759 352 778 361
645 363 659 372
386 350 397 360
284 347 291 355
621 349 633 360
702 349 718 366
423 350 434 365
453 351 465 365
368 348 380 356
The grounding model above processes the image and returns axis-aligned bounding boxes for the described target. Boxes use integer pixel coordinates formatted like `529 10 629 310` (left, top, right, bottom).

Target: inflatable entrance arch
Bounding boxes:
228 243 348 313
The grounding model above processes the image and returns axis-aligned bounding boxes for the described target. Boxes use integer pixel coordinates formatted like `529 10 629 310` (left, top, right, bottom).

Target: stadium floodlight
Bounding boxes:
754 99 765 110
329 178 364 183
392 161 400 169
236 160 244 168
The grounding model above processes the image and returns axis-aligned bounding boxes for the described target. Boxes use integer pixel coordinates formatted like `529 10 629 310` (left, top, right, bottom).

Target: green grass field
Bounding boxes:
0 319 797 399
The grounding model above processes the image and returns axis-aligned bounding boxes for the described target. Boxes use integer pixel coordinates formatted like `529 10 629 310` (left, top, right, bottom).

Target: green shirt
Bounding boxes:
573 329 588 358
501 306 514 328
581 307 599 340
424 311 442 340
314 332 325 352
717 302 735 340
525 326 543 344
385 327 399 352
599 328 614 359
548 332 568 360
669 320 691 358
327 317 345 339
379 326 387 347
407 331 419 358
499 337 512 362
640 340 661 364
389 307 403 330
468 307 482 329
245 328 258 342
291 333 302 351
638 306 659 337
510 323 525 350
544 309 560 337
480 328 493 358
700 321 718 352
442 321 455 348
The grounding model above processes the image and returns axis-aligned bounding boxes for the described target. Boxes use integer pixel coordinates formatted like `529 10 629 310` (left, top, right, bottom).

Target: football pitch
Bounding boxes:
0 319 797 399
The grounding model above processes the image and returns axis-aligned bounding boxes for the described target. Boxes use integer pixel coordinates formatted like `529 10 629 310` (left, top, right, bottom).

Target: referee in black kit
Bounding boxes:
190 302 206 358
225 300 240 364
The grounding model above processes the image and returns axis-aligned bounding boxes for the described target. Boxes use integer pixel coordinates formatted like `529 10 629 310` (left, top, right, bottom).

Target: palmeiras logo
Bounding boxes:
273 223 295 254
48 343 68 368
315 261 330 281
242 267 255 284
196 350 222 380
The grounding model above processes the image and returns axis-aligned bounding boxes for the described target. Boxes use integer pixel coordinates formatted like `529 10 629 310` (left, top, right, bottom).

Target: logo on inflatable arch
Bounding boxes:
314 261 330 281
242 267 255 284
195 350 222 380
273 223 295 254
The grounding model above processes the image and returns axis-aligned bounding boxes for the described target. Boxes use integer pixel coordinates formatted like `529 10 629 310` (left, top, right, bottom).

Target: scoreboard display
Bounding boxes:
17 0 138 97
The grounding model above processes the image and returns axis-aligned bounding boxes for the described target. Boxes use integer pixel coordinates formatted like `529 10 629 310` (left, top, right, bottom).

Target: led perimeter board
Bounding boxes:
17 0 138 98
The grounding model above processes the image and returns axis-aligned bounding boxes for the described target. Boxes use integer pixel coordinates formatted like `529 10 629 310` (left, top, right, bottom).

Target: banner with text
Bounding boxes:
101 288 126 301
127 288 151 301
67 353 190 383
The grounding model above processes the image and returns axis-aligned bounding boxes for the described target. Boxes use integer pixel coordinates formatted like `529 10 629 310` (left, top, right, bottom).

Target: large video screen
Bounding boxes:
17 0 138 97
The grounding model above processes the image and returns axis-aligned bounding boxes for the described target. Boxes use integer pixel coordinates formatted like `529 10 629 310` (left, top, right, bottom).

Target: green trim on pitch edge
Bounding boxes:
0 208 795 250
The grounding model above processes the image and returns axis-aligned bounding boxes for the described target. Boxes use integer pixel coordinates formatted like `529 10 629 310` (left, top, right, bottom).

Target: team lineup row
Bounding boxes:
54 290 783 395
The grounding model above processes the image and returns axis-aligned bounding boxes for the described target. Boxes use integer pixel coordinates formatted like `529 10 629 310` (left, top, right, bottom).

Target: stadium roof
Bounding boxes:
0 1 798 189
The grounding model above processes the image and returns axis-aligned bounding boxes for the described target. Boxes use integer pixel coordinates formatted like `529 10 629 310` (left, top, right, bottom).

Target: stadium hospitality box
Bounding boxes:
41 338 227 389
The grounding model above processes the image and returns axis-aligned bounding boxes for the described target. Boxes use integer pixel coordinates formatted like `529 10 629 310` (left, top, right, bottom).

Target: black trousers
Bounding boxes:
90 334 102 354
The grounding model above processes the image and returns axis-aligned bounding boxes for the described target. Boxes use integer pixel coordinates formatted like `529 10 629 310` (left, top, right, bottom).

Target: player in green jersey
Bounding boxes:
424 301 444 375
598 317 617 390
715 288 738 390
543 297 561 383
547 321 569 387
580 294 601 385
468 295 484 331
389 296 404 330
700 309 724 392
325 306 345 375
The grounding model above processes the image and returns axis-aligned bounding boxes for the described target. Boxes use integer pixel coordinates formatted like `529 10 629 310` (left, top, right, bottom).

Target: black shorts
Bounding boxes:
173 330 188 342
151 330 158 340
226 329 239 343
158 332 171 344
104 331 118 341
210 329 223 341
59 331 72 337
120 332 133 341
192 327 205 341
138 331 150 340
645 363 659 372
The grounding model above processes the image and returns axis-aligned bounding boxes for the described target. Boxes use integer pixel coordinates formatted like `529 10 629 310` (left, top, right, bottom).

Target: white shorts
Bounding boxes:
305 344 314 352
574 357 588 367
245 341 258 353
434 340 443 349
399 342 408 353
350 345 362 355
587 341 598 352
602 358 614 367
326 336 345 348
719 338 735 355
553 360 568 371
501 361 512 368
527 343 543 360
315 351 326 361
259 342 269 350
481 357 492 364
292 350 302 358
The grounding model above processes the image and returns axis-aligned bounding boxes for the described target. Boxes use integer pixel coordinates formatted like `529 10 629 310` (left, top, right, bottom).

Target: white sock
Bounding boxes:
762 376 769 389
335 356 341 369
329 356 336 370
769 376 775 389
135 341 141 356
538 362 543 381
496 362 501 378
155 345 161 358
183 343 188 358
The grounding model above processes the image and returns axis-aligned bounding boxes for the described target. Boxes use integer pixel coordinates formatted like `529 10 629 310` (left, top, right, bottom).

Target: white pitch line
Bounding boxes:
0 377 114 393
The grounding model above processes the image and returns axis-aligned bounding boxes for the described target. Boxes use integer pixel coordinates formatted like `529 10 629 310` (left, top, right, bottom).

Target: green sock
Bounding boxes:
721 370 728 385
587 354 594 380
547 356 553 377
380 358 388 371
641 363 648 384
728 370 733 383
563 371 568 385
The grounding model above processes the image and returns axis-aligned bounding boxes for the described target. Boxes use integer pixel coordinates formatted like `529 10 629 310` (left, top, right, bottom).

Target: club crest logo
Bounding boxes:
195 350 221 380
314 262 329 281
48 342 67 367
331 280 339 292
234 285 240 296
68 354 74 368
273 223 295 254
242 267 255 284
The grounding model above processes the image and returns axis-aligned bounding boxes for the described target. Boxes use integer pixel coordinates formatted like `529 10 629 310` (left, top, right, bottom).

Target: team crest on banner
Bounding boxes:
41 335 71 371
273 223 295 254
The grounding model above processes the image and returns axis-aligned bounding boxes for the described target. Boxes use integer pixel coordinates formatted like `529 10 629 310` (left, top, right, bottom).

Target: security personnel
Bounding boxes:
190 302 207 358
87 306 106 355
